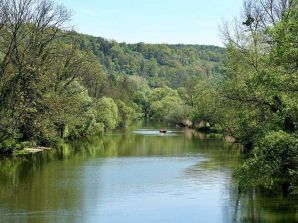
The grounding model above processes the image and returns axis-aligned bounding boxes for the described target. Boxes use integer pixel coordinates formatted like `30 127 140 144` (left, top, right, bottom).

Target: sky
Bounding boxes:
56 0 243 46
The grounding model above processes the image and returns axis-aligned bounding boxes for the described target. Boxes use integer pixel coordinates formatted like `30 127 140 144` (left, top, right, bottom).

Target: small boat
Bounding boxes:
160 129 167 133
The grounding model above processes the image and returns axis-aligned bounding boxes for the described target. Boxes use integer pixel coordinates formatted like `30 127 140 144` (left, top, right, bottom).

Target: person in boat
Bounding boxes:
160 129 167 133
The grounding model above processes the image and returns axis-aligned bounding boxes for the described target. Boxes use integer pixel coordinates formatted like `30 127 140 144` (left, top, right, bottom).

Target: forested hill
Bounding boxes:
65 33 225 87
0 0 226 155
0 0 226 154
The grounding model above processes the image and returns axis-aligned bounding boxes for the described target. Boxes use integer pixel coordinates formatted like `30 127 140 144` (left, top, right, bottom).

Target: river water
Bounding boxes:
0 123 297 223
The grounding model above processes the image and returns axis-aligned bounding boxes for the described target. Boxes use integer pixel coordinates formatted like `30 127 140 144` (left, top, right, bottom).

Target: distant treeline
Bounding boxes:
64 33 225 88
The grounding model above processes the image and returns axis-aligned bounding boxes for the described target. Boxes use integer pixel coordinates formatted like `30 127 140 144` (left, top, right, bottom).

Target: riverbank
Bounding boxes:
23 147 52 154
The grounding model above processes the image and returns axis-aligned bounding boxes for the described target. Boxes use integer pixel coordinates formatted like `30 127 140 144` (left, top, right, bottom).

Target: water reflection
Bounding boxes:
0 123 297 223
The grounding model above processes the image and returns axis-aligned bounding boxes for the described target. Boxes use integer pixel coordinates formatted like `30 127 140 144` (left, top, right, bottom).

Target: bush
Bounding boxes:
1 138 16 149
0 138 28 154
235 131 298 193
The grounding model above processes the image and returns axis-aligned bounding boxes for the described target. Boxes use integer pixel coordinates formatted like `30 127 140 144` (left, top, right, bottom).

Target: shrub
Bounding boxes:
235 131 298 193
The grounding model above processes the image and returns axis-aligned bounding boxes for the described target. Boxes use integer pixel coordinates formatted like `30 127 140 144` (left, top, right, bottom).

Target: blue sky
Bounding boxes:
56 0 243 46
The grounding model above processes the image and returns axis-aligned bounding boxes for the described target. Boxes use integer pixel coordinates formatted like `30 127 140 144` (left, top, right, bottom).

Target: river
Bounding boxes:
0 122 297 223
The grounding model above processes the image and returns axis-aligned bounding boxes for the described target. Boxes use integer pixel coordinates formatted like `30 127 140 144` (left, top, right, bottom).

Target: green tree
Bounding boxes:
0 0 71 147
192 77 223 126
116 100 140 127
148 87 187 123
221 0 298 193
93 97 119 131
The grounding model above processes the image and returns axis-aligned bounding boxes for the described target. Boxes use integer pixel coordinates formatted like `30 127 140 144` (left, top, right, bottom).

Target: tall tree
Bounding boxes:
221 0 298 193
0 0 71 143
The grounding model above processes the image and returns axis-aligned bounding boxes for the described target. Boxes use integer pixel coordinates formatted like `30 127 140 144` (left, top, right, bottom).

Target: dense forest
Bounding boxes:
0 0 225 153
0 0 297 196
73 34 225 88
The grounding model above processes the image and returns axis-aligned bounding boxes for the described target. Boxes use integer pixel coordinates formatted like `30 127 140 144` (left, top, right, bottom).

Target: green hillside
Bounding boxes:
66 33 225 87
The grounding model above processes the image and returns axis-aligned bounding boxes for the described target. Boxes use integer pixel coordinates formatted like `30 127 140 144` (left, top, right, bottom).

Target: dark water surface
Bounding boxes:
0 123 297 223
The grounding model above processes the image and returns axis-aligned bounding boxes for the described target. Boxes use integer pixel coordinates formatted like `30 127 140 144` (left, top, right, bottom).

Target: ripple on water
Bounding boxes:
132 129 181 136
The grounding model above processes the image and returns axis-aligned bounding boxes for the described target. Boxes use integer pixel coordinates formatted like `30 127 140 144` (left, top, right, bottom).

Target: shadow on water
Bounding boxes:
0 122 297 223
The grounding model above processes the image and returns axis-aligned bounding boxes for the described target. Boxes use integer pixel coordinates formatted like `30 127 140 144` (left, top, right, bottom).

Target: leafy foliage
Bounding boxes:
67 33 225 88
217 0 298 193
93 97 119 131
148 87 186 123
235 131 298 193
